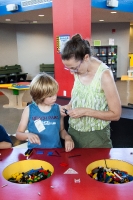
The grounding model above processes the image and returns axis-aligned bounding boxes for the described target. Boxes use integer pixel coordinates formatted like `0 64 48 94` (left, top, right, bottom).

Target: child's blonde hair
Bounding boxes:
30 73 58 104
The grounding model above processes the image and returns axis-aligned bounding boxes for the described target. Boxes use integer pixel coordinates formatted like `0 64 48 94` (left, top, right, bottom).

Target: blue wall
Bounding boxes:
92 0 133 12
91 0 133 12
0 0 52 16
0 0 133 16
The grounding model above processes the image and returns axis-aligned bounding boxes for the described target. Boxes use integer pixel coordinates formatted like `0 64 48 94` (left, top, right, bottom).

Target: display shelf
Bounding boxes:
92 46 117 81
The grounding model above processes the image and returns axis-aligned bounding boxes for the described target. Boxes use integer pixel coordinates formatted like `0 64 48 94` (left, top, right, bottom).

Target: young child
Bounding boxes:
16 73 74 152
0 125 12 149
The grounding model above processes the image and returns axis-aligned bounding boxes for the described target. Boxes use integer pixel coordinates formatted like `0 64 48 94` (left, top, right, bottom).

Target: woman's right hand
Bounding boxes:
27 133 41 145
60 104 72 116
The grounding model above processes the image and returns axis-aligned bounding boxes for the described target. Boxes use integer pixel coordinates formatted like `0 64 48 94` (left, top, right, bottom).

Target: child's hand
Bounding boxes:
27 133 41 145
64 135 74 152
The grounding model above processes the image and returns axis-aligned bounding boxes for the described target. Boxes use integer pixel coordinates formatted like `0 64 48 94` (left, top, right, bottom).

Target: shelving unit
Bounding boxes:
92 45 117 81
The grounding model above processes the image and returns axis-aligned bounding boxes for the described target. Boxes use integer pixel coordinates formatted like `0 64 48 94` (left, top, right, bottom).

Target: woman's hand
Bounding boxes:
60 104 72 116
68 107 88 118
27 133 41 145
64 135 74 152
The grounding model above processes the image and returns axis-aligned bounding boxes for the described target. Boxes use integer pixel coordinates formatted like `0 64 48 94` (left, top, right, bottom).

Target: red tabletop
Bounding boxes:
0 148 133 200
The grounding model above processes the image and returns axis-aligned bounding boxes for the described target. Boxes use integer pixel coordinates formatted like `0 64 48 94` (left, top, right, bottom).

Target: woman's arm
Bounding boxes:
68 70 121 121
96 69 121 120
16 106 41 145
60 116 74 152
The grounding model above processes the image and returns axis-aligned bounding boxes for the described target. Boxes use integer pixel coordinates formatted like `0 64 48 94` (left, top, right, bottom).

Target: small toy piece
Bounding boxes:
24 149 33 157
88 166 133 184
48 151 61 157
60 162 68 167
64 168 78 174
1 184 8 188
8 166 52 184
47 152 53 156
74 179 80 183
36 150 44 154
68 154 81 158
63 108 68 115
55 150 61 157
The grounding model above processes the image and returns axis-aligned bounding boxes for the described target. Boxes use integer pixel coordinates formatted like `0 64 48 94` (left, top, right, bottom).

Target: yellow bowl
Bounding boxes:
86 159 133 183
86 159 133 175
3 159 54 182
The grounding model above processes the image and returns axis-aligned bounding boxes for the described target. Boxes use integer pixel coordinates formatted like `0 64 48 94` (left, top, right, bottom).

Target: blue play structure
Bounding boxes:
0 0 132 17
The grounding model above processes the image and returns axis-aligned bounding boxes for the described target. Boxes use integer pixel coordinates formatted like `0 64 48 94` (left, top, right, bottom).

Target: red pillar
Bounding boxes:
52 0 91 98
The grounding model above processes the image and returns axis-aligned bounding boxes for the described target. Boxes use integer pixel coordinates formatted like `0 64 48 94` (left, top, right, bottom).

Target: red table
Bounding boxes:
0 148 133 200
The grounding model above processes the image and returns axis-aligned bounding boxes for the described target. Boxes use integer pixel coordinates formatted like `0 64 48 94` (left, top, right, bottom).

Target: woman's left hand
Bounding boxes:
68 108 88 118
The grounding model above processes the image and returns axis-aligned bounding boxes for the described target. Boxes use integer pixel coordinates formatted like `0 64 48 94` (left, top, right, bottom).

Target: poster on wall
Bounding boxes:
56 35 70 53
94 40 101 46
109 38 114 45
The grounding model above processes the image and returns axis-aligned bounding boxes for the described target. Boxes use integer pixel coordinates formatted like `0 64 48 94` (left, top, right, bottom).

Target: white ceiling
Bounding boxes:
0 7 133 25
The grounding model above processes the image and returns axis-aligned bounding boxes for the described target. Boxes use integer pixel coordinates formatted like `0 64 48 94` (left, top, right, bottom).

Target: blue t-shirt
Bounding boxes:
27 103 62 148
0 125 12 145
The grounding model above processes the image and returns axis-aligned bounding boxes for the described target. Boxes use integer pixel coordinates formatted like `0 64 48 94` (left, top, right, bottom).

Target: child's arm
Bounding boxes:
0 125 13 149
16 106 41 145
0 141 12 149
60 116 74 152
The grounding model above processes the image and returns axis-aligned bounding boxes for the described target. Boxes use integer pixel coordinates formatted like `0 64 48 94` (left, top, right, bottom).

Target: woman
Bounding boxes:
60 34 121 148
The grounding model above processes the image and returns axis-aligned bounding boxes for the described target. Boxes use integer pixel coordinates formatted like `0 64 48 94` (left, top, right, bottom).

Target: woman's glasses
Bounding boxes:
64 61 82 73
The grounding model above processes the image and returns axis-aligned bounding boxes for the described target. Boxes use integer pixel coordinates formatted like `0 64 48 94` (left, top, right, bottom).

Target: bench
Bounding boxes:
40 63 54 77
0 64 28 83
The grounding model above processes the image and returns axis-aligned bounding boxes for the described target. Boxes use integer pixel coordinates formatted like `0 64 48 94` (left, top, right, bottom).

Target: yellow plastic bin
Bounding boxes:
3 159 54 184
86 159 133 184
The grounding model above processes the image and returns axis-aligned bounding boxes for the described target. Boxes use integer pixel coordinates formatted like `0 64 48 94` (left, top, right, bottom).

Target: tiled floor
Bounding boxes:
0 90 31 135
116 80 133 106
0 80 133 136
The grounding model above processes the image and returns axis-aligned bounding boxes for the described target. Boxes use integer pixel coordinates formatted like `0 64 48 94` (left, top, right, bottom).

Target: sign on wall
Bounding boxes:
21 0 52 7
94 40 101 46
56 35 70 53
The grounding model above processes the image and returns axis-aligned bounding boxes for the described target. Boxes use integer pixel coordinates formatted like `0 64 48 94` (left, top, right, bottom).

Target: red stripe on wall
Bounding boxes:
52 0 91 98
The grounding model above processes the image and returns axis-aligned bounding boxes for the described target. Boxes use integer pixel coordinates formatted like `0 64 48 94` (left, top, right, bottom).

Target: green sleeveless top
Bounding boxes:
69 63 110 132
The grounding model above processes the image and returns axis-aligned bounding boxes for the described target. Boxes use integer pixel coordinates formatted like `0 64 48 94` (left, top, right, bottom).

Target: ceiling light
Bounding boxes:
5 19 11 21
107 0 118 8
111 11 117 13
99 20 104 22
33 21 37 23
6 4 18 11
38 15 44 17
